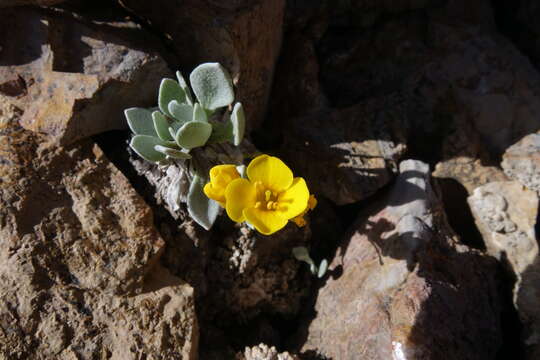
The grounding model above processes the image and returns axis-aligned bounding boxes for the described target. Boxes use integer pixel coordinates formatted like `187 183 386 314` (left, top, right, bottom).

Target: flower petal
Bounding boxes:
243 207 288 235
210 164 239 186
225 178 257 222
277 177 310 219
247 155 293 192
203 183 225 206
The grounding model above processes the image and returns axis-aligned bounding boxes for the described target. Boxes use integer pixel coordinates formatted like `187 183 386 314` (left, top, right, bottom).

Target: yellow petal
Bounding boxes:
243 207 288 235
225 178 257 222
247 154 293 192
277 177 310 219
210 164 240 188
204 182 225 205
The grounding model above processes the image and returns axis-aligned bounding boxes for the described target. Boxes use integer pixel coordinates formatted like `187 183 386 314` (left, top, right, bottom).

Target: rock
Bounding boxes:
0 0 63 7
0 6 170 145
468 181 539 357
236 344 299 360
433 111 508 193
281 95 408 205
0 113 198 358
502 131 540 193
119 0 285 132
203 222 311 324
297 160 502 359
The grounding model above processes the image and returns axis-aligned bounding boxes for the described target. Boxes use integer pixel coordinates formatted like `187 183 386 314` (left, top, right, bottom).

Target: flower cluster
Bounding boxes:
203 154 316 235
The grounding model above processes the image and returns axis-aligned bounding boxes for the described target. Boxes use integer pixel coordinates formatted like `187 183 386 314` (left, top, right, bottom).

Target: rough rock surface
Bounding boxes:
0 6 170 145
297 160 502 359
281 95 408 205
236 344 299 360
0 113 198 358
119 0 285 132
0 0 63 7
502 132 540 193
468 181 539 358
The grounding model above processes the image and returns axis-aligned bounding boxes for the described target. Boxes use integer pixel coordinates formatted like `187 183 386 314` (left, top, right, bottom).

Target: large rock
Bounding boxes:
281 95 408 205
0 6 170 145
0 113 198 358
468 181 539 358
119 0 285 132
502 131 540 193
297 160 502 359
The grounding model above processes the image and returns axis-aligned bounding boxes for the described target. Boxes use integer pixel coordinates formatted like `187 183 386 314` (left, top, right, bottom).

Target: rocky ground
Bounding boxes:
0 0 539 359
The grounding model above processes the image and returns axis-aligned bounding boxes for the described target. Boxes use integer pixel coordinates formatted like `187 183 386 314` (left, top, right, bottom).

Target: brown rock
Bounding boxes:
502 131 540 193
0 112 198 358
297 160 502 359
468 181 539 358
0 7 170 145
281 95 408 205
119 0 285 132
433 110 508 193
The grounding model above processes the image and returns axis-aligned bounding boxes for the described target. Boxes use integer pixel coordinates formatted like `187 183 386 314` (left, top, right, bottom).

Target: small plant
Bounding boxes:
292 246 328 278
204 154 317 235
125 63 245 230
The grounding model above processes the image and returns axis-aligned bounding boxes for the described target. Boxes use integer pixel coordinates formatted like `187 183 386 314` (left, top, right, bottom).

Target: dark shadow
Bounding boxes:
0 7 49 66
436 177 486 250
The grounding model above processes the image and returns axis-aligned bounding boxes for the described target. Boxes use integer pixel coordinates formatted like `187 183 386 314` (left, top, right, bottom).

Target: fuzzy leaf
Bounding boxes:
130 135 168 162
292 246 313 264
154 145 192 159
189 63 234 111
175 121 212 149
318 259 328 278
159 79 186 117
192 103 208 122
310 263 317 275
125 108 157 136
187 174 220 230
231 102 245 146
152 111 173 141
176 71 194 105
168 100 193 124
207 120 232 144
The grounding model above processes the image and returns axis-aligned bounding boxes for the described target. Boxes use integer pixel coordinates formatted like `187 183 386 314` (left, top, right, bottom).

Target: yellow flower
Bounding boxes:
203 165 240 207
224 154 310 235
292 194 317 227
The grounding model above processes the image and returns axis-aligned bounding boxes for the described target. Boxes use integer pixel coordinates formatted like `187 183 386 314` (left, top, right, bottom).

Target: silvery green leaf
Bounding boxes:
154 145 192 159
207 120 232 144
152 111 173 141
176 71 193 105
129 135 168 162
125 108 157 136
187 174 220 230
310 263 317 275
192 103 208 122
292 246 312 264
231 102 245 146
175 121 212 149
168 100 193 124
318 259 328 278
159 78 186 117
189 62 234 111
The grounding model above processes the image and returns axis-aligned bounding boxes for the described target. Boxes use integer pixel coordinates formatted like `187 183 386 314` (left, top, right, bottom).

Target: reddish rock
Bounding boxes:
297 160 502 359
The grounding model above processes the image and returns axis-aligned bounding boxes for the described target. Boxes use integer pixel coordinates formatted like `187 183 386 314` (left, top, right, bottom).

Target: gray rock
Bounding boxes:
502 131 540 193
468 181 539 357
